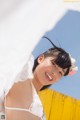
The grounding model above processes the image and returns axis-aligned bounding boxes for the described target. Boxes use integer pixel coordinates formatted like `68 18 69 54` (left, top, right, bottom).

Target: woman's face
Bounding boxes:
33 55 67 86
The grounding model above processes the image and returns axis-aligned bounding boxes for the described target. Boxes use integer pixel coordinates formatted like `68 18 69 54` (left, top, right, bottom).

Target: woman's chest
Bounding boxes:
6 80 33 109
5 80 45 120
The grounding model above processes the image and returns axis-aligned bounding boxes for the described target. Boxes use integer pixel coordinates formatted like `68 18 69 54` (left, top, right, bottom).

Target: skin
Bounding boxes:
32 54 67 91
5 54 67 120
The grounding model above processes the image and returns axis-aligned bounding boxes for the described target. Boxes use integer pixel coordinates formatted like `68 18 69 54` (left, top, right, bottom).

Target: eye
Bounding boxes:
59 71 63 76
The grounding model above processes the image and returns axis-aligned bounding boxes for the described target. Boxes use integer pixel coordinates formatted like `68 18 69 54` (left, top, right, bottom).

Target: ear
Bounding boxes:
37 54 45 64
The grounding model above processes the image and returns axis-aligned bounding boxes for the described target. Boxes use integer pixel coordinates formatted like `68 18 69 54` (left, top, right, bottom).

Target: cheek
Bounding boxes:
35 64 50 82
55 74 62 82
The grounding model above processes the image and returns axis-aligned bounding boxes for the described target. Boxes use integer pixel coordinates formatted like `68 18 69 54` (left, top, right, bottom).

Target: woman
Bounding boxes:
0 40 77 120
0 1 79 119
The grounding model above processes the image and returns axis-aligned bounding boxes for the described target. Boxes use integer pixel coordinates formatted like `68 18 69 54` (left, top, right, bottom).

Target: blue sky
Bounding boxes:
33 10 80 99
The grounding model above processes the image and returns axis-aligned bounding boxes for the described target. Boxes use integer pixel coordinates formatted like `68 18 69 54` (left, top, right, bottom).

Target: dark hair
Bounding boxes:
32 45 71 90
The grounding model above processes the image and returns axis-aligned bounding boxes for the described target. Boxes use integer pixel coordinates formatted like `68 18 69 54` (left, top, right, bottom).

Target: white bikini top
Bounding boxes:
5 81 46 120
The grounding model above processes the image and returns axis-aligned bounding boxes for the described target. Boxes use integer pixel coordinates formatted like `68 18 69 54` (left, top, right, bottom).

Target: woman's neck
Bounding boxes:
31 78 43 92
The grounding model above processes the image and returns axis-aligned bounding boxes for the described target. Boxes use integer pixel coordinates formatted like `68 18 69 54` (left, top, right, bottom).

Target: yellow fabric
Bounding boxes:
39 89 80 120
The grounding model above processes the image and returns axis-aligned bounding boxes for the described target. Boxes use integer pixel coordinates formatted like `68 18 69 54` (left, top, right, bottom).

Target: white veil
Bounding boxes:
0 0 80 103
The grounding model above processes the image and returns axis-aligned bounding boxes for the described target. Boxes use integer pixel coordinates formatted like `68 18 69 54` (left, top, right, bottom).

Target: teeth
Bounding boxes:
46 73 53 81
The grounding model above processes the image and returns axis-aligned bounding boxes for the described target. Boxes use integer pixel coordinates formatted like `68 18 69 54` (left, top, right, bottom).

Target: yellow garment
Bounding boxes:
39 89 80 120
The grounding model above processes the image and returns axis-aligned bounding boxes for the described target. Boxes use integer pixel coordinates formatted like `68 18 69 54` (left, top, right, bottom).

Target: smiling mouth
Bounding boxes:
45 72 53 81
